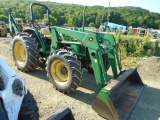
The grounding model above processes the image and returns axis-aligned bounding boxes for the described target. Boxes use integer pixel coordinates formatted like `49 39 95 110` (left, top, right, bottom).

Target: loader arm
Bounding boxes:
51 26 144 120
8 13 22 35
78 28 122 77
51 26 120 89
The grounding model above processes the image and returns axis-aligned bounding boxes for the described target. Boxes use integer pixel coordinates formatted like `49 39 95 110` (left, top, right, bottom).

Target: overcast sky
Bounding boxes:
38 0 160 13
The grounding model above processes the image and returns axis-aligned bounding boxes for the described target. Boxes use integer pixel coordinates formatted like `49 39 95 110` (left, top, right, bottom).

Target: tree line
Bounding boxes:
0 0 160 29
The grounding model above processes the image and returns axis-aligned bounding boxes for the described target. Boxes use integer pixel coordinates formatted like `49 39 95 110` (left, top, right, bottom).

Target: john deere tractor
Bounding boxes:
9 3 144 120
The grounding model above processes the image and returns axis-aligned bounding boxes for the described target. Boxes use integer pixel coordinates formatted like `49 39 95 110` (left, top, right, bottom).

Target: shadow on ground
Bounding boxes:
66 70 114 105
129 85 160 120
28 68 114 105
27 68 49 81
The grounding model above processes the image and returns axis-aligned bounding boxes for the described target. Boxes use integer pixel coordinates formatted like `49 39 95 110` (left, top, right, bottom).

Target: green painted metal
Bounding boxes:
9 13 124 90
77 28 121 78
71 44 86 56
92 68 144 120
50 26 121 89
9 13 49 54
50 28 144 120
59 41 82 45
9 13 22 34
8 3 143 118
88 48 105 89
52 27 88 40
51 27 59 52
102 33 121 78
92 88 120 120
9 3 144 119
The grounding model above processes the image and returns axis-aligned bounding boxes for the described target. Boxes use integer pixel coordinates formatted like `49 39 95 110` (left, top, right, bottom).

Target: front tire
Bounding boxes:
18 91 39 120
46 50 82 93
12 33 39 72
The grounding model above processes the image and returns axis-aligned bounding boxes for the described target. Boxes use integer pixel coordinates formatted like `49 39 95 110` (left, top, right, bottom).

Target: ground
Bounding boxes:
0 36 160 120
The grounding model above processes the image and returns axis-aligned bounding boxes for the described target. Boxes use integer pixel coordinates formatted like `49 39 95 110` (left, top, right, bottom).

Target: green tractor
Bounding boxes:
9 3 144 120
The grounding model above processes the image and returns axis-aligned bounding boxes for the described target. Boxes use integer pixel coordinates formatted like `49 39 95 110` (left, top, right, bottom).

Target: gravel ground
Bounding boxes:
0 36 160 120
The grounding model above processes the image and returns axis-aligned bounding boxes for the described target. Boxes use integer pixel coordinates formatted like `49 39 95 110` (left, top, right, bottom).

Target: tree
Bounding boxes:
155 20 160 29
0 0 160 29
95 14 103 28
14 10 25 18
109 11 123 24
68 15 77 27
42 14 57 26
89 22 95 27
86 12 97 25
0 15 8 23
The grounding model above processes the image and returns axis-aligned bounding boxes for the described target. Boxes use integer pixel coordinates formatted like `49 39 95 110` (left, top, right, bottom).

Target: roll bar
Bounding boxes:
30 3 51 30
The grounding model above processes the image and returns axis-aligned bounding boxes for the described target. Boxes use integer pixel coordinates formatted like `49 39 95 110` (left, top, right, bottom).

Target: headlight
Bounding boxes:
12 79 23 96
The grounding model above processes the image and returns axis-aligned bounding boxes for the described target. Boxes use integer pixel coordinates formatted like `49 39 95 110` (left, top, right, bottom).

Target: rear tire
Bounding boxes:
46 49 82 93
12 33 39 72
18 91 39 120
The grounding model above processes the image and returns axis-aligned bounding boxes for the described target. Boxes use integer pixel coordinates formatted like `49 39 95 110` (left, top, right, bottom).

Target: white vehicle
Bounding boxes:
0 57 39 120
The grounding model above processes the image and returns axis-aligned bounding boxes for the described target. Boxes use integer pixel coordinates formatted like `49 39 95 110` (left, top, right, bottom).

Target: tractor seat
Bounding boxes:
40 28 52 40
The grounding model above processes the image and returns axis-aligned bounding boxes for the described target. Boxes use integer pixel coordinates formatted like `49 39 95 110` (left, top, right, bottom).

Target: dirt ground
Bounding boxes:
0 36 160 120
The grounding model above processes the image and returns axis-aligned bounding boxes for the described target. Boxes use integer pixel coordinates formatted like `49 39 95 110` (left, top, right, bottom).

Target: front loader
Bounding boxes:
9 3 144 120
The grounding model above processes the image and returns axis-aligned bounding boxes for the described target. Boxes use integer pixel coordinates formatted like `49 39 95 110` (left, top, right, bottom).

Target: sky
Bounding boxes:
38 0 160 13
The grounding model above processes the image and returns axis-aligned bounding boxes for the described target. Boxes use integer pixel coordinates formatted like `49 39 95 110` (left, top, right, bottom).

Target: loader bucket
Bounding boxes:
92 68 144 120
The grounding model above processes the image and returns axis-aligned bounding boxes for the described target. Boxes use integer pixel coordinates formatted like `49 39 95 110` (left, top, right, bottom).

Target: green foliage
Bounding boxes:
0 0 160 28
89 22 95 27
117 35 153 57
127 27 134 35
115 33 155 67
155 40 160 56
121 57 140 68
68 15 77 27
42 14 57 26
15 18 22 24
158 34 160 39
0 15 8 23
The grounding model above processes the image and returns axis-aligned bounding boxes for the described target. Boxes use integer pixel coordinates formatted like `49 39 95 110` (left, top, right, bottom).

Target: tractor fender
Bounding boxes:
23 29 46 52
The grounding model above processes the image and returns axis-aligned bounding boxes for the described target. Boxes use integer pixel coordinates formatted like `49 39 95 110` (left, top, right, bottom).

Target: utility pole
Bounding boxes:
107 2 110 22
82 6 87 32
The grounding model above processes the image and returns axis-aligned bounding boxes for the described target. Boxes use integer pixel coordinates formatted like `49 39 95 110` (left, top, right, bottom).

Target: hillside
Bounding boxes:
0 0 160 28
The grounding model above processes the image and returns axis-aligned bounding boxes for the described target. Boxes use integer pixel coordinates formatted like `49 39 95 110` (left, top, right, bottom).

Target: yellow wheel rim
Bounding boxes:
51 60 70 83
14 41 26 64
